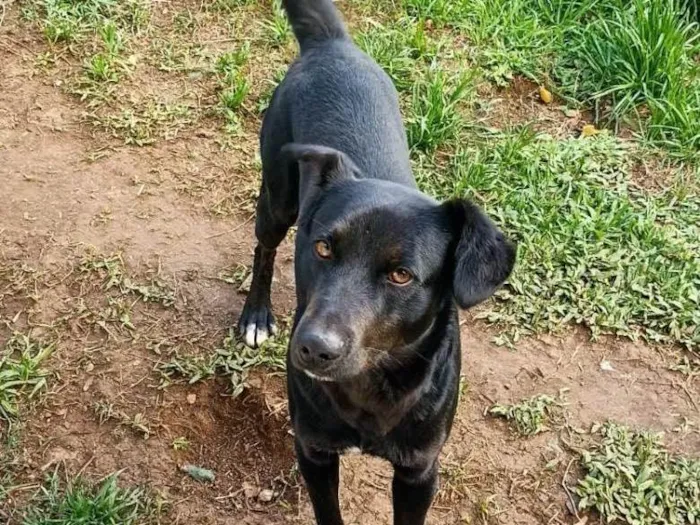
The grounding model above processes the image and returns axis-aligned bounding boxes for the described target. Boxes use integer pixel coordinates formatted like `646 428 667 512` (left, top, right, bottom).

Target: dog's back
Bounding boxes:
265 0 414 185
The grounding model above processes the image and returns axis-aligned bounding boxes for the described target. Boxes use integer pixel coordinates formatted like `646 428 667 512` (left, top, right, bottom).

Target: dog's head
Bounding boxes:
284 144 516 382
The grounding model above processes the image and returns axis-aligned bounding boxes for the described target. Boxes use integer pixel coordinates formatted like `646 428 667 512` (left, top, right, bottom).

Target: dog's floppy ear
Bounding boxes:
442 199 516 309
281 143 357 207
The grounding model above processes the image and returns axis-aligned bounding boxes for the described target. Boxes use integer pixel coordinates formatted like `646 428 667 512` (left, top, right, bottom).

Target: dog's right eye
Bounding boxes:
314 240 332 260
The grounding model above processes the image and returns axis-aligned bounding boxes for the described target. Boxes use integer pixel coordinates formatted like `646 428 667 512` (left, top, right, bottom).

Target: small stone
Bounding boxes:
243 482 258 499
258 489 274 503
187 393 197 405
86 362 95 372
600 360 615 372
82 377 94 392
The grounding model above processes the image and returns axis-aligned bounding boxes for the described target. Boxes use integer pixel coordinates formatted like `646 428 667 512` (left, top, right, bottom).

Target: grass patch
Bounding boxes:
488 393 561 436
356 18 437 91
0 333 54 421
91 100 195 146
445 0 700 160
32 0 150 44
263 0 292 48
407 69 474 152
22 471 164 524
93 401 151 438
213 48 251 134
419 129 700 349
80 252 175 306
563 0 700 158
157 327 288 397
577 422 700 524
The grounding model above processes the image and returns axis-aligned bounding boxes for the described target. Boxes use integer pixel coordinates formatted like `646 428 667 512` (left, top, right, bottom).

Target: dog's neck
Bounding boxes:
321 304 455 436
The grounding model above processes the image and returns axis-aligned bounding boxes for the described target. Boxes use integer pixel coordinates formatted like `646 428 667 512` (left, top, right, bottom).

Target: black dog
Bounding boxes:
237 1 516 523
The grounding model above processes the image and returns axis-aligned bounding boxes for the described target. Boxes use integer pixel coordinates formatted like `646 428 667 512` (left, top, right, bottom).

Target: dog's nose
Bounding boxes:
294 329 345 370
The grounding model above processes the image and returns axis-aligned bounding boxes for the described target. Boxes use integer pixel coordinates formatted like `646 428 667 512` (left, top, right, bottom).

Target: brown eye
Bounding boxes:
388 268 413 285
315 240 332 259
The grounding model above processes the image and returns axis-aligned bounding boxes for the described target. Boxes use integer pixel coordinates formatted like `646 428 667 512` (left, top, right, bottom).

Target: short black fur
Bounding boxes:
237 1 516 524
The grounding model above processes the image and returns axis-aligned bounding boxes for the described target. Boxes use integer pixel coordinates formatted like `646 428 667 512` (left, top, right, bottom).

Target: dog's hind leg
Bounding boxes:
392 463 438 525
296 442 344 525
238 162 298 347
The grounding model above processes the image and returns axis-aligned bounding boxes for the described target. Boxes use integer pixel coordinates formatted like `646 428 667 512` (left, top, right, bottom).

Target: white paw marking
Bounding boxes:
343 447 362 456
244 324 269 348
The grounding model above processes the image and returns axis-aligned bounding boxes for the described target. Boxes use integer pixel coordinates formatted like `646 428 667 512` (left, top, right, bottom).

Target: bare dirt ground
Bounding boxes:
1 8 698 525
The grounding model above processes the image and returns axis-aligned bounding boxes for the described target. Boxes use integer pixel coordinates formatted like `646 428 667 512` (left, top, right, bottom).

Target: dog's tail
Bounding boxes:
282 0 349 51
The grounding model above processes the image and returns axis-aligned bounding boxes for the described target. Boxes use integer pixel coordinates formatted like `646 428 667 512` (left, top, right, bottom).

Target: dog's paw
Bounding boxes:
238 302 278 348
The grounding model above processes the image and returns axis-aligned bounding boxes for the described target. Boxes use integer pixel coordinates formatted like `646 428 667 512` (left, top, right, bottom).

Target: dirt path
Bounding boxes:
1 22 699 525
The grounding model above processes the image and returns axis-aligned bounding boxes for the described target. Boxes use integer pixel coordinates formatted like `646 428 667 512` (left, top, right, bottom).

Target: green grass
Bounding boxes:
157 327 288 397
356 19 437 91
577 422 700 524
564 0 700 156
32 0 150 44
0 333 54 421
396 0 700 159
214 48 251 134
22 472 164 524
263 0 292 48
406 69 474 151
489 393 561 436
419 129 700 349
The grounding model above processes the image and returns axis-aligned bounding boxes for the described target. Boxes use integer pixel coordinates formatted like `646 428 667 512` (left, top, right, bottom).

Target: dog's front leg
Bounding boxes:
296 442 343 525
391 463 438 525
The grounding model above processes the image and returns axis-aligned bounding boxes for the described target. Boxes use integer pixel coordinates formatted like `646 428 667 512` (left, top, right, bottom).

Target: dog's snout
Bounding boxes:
293 328 346 372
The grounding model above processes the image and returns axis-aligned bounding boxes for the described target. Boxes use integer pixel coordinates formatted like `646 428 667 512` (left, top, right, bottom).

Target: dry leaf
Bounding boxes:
539 86 553 104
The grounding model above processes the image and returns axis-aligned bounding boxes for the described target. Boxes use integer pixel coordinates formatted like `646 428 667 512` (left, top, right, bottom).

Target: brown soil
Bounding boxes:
1 6 698 525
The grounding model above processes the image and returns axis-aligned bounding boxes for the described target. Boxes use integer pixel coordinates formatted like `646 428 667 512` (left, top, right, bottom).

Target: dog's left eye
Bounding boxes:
388 268 413 285
314 240 332 260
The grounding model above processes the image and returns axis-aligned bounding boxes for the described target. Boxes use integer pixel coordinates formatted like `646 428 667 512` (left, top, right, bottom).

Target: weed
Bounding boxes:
173 8 197 34
218 264 251 290
23 471 164 524
209 0 257 13
577 422 700 524
35 0 150 44
215 47 249 80
257 66 286 113
264 0 292 47
93 401 151 438
172 437 190 451
565 0 700 154
402 0 461 25
489 393 560 436
220 81 249 113
0 333 54 420
669 354 700 379
407 69 474 151
438 461 472 502
158 327 288 397
79 252 175 306
451 0 700 159
95 101 195 146
356 19 437 91
83 52 120 83
214 48 250 133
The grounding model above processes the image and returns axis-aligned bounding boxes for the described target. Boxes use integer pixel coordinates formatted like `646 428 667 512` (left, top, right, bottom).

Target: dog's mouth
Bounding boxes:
302 369 337 382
